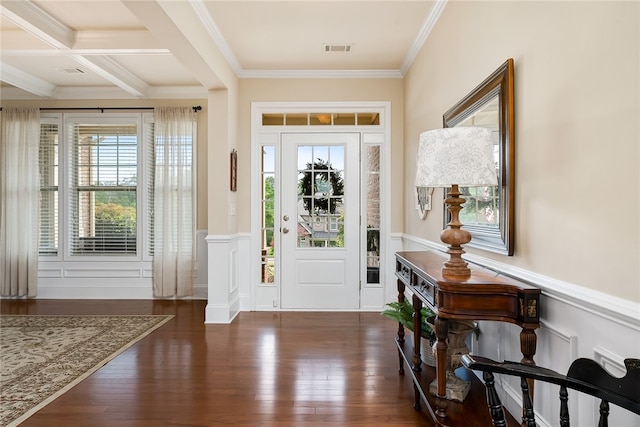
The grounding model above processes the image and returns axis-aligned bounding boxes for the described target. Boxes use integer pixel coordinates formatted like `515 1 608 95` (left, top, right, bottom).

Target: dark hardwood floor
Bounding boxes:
1 300 514 426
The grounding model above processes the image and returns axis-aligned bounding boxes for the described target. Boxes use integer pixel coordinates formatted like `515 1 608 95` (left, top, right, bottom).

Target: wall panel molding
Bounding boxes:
401 234 639 425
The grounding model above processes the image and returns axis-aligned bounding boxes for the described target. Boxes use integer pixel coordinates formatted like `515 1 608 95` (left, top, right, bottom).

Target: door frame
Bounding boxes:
250 101 391 311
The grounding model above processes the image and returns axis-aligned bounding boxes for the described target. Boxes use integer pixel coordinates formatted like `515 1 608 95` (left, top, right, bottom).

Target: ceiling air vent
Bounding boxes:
323 44 352 53
56 67 85 74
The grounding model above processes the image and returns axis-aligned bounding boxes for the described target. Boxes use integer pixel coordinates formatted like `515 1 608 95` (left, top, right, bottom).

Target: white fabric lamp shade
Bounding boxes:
415 127 498 188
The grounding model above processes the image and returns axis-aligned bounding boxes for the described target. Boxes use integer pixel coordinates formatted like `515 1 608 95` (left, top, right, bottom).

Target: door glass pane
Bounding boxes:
297 145 345 248
297 146 312 169
329 146 344 169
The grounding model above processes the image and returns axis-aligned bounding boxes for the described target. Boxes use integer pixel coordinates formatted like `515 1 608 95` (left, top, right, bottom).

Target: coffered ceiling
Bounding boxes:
0 0 445 100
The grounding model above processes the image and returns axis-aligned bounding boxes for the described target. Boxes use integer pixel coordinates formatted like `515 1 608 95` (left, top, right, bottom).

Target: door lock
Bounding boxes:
283 215 289 221
282 227 290 234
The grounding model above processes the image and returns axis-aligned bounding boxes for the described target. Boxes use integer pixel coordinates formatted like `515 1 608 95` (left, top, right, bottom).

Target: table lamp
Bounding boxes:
415 127 497 278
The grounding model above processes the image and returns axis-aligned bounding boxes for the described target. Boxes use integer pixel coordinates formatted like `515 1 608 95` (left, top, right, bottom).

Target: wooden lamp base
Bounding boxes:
440 184 471 278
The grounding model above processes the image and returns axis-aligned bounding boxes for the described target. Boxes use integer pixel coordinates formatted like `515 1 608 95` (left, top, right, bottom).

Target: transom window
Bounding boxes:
261 112 380 126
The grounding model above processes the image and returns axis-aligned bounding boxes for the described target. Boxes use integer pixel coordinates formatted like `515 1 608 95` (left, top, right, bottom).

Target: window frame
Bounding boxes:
65 114 143 259
38 112 161 262
39 114 62 259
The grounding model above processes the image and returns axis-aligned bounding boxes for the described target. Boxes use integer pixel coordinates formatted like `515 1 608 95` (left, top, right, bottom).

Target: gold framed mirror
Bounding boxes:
443 58 514 255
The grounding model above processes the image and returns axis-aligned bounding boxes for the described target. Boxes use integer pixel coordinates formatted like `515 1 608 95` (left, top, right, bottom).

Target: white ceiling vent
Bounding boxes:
56 67 85 74
323 44 352 53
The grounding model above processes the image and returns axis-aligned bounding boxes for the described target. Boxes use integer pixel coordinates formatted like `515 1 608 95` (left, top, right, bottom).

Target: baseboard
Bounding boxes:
28 282 209 300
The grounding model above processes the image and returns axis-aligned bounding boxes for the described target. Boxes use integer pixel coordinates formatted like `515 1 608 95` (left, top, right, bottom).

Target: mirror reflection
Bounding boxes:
455 96 500 228
443 58 514 255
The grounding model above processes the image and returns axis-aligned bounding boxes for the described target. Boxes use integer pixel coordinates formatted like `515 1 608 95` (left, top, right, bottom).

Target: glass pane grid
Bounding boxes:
366 144 381 283
461 186 499 226
71 124 138 255
146 121 155 256
297 145 345 249
261 112 381 127
39 123 59 254
261 146 276 284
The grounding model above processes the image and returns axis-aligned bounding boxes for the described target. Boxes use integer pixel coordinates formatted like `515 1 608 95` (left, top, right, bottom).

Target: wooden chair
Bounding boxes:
461 354 640 426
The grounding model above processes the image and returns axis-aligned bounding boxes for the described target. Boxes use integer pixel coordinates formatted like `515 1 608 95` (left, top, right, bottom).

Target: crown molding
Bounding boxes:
400 0 449 76
0 85 207 100
190 0 243 76
191 0 444 80
239 69 403 79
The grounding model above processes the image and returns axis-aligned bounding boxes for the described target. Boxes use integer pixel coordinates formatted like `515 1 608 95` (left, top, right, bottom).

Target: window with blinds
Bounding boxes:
39 121 59 255
69 123 138 255
144 119 155 256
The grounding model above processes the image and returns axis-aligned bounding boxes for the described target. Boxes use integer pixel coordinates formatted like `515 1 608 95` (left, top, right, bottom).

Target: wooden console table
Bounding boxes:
395 251 541 425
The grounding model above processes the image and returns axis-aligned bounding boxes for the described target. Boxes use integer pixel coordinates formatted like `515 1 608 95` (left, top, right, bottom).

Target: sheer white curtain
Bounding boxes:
153 107 194 297
1 107 40 296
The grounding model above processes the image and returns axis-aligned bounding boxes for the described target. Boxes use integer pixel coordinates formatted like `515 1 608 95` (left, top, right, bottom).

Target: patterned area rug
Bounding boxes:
0 314 173 426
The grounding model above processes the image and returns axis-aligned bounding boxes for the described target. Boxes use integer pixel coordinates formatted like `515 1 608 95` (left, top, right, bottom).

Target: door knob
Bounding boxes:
282 227 290 234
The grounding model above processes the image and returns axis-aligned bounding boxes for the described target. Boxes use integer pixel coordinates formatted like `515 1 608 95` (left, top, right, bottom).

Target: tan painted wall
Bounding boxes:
404 1 639 302
236 78 405 233
207 88 241 235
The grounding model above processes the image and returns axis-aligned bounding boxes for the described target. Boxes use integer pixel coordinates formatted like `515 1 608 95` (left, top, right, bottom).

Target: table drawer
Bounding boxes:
413 273 436 306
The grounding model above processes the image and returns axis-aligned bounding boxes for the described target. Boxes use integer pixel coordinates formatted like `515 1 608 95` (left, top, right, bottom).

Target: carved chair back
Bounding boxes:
461 354 640 426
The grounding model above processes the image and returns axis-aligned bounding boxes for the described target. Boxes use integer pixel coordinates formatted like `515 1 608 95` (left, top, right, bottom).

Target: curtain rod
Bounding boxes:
0 106 202 113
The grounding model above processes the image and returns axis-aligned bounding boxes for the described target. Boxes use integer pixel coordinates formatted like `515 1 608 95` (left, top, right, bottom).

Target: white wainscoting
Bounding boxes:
401 234 640 426
29 230 209 299
204 233 245 323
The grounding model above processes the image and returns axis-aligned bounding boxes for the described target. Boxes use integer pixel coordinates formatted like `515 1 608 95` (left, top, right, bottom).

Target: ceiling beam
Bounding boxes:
0 0 74 49
74 30 166 51
122 0 226 90
69 55 148 98
1 1 151 98
0 61 55 97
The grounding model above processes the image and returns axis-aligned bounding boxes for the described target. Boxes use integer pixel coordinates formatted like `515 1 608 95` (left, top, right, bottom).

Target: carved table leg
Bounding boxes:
520 327 538 418
411 294 422 372
413 384 422 410
397 279 406 344
434 315 449 418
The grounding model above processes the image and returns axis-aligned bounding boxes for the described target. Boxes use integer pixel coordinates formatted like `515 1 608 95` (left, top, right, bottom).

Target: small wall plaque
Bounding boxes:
230 149 237 192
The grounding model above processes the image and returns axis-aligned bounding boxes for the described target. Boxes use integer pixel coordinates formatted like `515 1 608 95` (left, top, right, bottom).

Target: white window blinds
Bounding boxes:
144 118 155 257
68 122 138 255
39 120 59 255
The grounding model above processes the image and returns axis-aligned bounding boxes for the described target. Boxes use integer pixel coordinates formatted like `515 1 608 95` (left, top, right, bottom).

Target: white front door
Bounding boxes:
280 133 360 309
